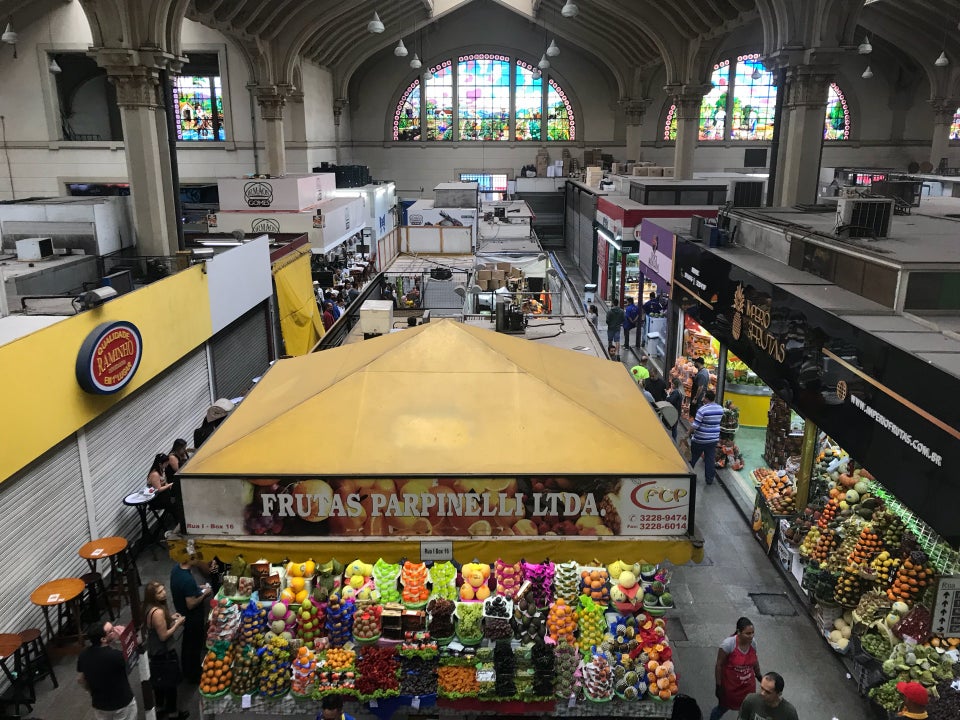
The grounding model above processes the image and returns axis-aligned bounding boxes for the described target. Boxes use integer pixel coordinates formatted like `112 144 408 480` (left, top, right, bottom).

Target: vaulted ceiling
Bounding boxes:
2 0 959 99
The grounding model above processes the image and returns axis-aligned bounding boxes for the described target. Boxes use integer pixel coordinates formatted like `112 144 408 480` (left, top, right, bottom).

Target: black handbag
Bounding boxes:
151 649 182 689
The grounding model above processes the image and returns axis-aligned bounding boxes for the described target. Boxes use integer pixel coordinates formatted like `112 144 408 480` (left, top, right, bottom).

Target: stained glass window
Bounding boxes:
825 83 850 140
173 76 225 141
731 55 775 141
547 79 574 141
394 79 421 141
515 61 542 141
950 108 960 141
458 54 510 141
425 61 453 141
699 61 730 140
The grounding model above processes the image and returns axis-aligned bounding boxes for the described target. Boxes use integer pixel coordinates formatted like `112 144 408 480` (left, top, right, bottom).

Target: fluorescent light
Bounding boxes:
196 240 243 247
596 225 621 251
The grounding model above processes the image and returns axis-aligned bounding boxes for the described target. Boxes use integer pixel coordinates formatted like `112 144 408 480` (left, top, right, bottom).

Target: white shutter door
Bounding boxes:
86 348 211 541
0 439 88 634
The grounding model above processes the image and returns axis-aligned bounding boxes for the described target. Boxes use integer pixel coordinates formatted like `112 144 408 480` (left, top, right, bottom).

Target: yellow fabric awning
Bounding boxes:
168 535 704 567
184 321 689 477
273 249 324 356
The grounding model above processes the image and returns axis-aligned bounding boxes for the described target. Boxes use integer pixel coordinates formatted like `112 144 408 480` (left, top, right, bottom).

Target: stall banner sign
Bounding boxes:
636 220 676 288
119 622 138 672
75 321 143 395
672 239 960 545
182 476 692 538
596 227 610 300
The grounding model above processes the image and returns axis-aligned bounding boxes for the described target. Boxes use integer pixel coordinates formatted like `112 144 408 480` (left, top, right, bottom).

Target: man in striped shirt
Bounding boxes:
690 389 724 485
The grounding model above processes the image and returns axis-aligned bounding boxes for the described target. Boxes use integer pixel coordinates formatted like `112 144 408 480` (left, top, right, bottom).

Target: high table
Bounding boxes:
78 535 139 610
124 490 165 553
28 578 86 651
0 633 33 715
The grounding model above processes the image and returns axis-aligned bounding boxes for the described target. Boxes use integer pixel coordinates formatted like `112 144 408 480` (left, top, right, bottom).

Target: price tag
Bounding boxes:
568 693 577 708
46 593 60 603
447 641 465 652
420 540 453 562
370 699 378 708
476 669 495 682
411 696 421 709
241 694 251 709
91 548 104 557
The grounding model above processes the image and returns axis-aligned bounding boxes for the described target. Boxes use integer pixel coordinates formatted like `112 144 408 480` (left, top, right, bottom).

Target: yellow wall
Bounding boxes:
0 266 213 482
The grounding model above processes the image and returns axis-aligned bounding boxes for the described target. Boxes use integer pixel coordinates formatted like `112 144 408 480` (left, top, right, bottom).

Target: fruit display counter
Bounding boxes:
196 556 681 719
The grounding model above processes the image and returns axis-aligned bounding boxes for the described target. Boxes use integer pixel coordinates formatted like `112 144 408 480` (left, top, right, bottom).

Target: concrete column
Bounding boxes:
103 60 179 256
333 97 348 166
777 65 834 207
670 86 710 180
623 99 651 163
285 90 308 173
929 98 957 172
256 86 290 177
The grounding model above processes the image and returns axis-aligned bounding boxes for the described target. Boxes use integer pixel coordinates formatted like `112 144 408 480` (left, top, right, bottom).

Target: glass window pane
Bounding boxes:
951 108 960 140
824 83 850 140
514 61 542 141
173 75 226 141
394 80 421 141
547 79 574 141
458 54 510 141
731 55 775 141
425 61 453 141
699 61 730 140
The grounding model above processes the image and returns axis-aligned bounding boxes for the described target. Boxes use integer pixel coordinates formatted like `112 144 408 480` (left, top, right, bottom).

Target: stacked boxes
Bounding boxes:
474 261 521 291
535 148 550 177
584 166 604 188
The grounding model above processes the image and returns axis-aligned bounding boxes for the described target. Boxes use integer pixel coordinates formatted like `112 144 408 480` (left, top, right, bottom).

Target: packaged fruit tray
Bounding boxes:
352 633 381 645
199 689 230 700
584 688 613 703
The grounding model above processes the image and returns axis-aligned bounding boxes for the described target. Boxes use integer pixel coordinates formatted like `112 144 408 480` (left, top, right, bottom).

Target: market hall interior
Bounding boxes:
1 1 960 720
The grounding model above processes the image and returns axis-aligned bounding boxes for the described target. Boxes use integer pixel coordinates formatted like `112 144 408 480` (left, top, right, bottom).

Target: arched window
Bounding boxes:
663 58 850 142
392 54 576 142
951 108 960 140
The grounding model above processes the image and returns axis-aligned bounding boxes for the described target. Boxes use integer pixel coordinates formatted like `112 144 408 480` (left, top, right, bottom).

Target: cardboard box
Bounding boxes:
647 167 664 177
662 167 675 178
217 173 336 212
633 166 649 176
477 270 493 283
496 262 512 272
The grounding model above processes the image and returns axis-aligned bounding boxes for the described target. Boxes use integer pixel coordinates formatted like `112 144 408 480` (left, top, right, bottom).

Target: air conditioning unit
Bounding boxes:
836 197 894 238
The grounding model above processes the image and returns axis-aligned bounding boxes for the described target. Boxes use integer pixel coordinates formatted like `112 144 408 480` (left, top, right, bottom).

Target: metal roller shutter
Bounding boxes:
210 303 271 400
86 348 211 542
0 439 88 635
565 184 578 262
578 191 597 277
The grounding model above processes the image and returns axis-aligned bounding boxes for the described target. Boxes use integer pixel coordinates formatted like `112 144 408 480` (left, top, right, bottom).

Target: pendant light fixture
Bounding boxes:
858 36 872 55
546 39 560 57
1 21 17 45
751 66 762 80
49 57 61 73
561 1 578 18
935 51 949 67
394 38 408 57
538 54 550 70
367 11 384 34
861 66 873 79
410 53 421 69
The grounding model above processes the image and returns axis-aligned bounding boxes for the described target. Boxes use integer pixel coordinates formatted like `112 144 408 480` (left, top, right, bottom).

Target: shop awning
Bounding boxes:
168 535 704 567
184 320 688 477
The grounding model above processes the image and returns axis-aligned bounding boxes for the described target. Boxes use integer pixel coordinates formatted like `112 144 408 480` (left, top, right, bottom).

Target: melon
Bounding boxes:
829 629 843 643
845 489 860 504
892 601 909 616
854 481 870 496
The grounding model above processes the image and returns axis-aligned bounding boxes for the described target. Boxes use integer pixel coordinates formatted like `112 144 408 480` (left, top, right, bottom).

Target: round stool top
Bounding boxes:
124 490 156 506
18 628 40 643
30 578 86 606
0 633 22 660
78 536 128 560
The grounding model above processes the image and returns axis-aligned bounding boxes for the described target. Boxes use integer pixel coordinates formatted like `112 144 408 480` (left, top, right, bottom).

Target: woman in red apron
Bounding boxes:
709 617 761 720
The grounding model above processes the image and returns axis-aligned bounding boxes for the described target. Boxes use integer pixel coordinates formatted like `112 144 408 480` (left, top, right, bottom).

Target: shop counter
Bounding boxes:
724 382 771 427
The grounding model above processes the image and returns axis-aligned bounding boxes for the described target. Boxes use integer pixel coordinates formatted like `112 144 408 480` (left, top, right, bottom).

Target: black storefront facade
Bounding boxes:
669 239 960 548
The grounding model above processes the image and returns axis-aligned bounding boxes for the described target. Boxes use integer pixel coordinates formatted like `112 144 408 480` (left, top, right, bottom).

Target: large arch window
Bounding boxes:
951 108 960 140
392 54 576 141
663 57 850 142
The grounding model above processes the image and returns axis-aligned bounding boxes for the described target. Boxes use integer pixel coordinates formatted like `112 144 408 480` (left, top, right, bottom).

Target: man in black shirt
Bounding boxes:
77 623 137 720
643 367 668 402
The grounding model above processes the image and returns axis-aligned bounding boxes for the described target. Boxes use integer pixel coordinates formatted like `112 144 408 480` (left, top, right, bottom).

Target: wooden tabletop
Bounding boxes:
30 578 85 606
0 633 21 661
78 536 128 560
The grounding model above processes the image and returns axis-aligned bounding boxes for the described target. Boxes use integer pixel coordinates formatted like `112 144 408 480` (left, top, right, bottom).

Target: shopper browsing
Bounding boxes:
736 672 798 720
622 296 640 348
690 389 724 485
642 290 662 317
644 367 668 402
171 556 213 684
690 357 711 418
666 377 685 440
77 623 138 720
710 617 761 720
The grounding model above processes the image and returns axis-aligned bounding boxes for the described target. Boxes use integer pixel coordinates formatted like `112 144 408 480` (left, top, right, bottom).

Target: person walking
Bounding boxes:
588 304 599 329
709 617 761 720
144 581 189 720
895 681 929 719
77 622 138 720
690 389 724 485
666 377 685 440
644 367 668 402
736 672 798 720
622 297 640 348
170 556 213 684
690 357 711 418
605 303 626 358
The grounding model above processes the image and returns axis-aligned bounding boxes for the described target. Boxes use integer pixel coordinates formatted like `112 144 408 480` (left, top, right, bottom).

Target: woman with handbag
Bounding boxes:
144 582 189 720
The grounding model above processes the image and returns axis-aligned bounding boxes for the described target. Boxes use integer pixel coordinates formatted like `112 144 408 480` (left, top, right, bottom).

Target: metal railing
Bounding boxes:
96 249 187 285
312 272 387 351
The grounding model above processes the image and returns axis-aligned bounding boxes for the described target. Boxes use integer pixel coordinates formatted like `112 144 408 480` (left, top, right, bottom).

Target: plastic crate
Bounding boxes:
853 658 886 696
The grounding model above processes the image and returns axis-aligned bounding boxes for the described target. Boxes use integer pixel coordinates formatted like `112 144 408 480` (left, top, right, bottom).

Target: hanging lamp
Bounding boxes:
561 1 578 19
538 54 550 70
935 51 949 67
368 11 384 33
1 21 17 45
49 57 61 73
394 38 408 57
546 39 560 57
410 53 421 69
751 66 762 80
861 66 873 79
858 36 872 55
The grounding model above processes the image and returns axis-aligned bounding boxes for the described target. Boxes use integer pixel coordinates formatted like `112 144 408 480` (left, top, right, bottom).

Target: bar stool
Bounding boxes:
29 578 86 651
17 628 57 693
0 633 33 717
79 571 114 622
78 536 140 611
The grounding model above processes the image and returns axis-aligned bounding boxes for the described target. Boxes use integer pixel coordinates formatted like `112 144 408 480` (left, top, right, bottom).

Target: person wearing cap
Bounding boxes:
630 362 650 386
896 681 929 719
736 672 797 720
193 399 235 448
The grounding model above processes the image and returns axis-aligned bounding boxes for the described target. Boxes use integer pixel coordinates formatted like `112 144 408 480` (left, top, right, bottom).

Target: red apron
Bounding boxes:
721 641 758 710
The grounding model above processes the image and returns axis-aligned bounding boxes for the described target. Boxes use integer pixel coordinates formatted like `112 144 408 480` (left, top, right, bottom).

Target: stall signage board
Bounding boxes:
420 540 453 562
672 239 960 545
75 321 143 395
636 220 676 288
182 476 692 539
932 575 960 636
119 622 138 672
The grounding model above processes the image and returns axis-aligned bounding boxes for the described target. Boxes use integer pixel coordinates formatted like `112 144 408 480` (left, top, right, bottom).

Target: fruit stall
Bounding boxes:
174 322 702 718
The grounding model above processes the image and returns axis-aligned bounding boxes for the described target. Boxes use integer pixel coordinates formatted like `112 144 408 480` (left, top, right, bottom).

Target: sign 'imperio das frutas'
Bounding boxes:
181 476 694 538
672 240 960 545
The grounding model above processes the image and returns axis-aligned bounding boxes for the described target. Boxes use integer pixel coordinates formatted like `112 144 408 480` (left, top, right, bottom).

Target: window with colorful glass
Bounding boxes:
393 54 575 142
515 61 542 141
950 107 960 141
458 54 511 141
663 57 851 142
394 79 421 141
425 60 454 141
173 75 225 141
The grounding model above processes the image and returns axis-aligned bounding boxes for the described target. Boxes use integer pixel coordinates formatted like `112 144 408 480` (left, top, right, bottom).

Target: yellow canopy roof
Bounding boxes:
184 320 689 477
